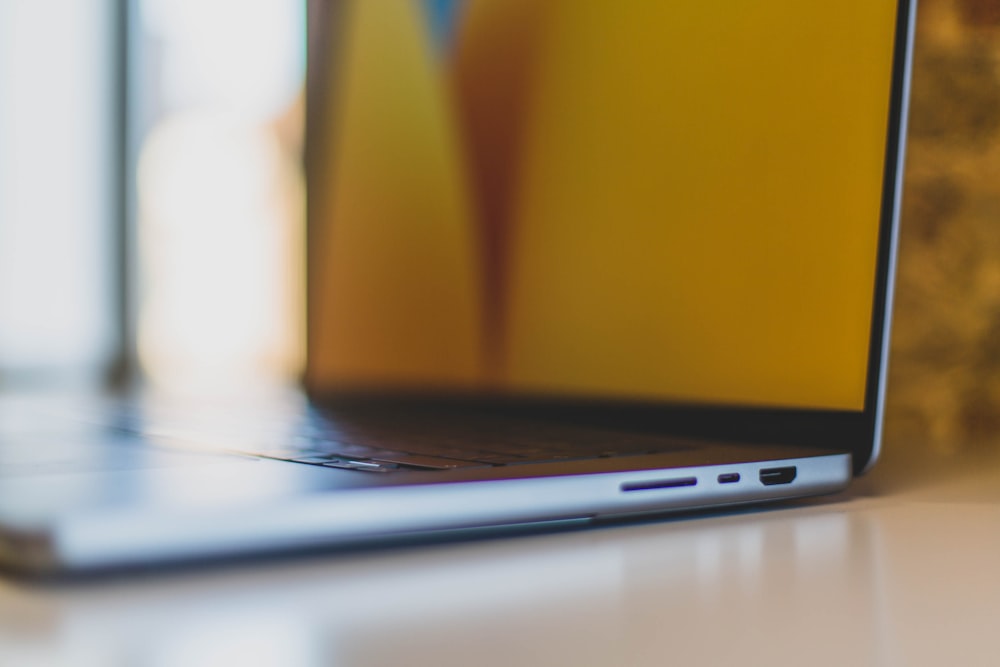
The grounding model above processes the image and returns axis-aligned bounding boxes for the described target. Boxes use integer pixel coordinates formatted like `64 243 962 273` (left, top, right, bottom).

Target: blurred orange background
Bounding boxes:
886 0 1000 449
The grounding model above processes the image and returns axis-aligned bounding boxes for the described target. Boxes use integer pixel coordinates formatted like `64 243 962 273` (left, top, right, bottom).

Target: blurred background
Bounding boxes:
885 0 1000 450
0 0 305 397
1 0 998 451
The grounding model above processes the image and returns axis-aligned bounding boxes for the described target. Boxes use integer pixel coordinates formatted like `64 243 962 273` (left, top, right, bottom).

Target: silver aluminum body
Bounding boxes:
0 439 850 574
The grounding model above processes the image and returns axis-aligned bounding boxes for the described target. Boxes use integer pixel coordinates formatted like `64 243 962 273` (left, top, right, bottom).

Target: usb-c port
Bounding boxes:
717 473 741 484
759 466 797 486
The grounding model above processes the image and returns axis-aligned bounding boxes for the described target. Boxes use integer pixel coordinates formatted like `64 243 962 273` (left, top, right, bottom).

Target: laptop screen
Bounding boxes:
307 1 904 418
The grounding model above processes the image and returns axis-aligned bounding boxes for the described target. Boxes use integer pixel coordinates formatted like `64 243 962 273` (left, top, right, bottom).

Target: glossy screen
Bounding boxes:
309 0 900 411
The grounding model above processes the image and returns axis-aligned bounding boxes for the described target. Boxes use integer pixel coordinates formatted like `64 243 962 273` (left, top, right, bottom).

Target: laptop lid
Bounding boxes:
305 0 916 475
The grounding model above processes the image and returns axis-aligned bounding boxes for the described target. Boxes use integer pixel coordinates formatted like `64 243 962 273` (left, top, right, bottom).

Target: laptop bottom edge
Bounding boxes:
0 451 851 576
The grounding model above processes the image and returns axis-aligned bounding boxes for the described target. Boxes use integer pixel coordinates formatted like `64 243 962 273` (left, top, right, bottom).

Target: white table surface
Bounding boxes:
1 443 998 667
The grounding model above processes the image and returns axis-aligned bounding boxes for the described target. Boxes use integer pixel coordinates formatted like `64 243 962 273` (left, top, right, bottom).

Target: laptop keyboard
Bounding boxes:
241 409 692 473
97 400 693 473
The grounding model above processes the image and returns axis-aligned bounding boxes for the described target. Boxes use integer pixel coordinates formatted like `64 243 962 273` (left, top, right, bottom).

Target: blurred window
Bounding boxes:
0 0 118 387
133 0 306 396
0 0 305 396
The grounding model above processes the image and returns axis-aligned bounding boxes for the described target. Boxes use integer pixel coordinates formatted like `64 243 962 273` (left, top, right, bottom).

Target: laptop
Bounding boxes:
0 0 915 575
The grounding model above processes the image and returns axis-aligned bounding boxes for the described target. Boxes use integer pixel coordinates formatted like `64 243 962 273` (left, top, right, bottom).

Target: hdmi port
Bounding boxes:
759 466 797 486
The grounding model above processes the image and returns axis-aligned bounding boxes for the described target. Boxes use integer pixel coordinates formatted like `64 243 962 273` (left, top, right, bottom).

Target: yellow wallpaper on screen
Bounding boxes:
503 1 898 409
310 0 484 388
309 0 900 411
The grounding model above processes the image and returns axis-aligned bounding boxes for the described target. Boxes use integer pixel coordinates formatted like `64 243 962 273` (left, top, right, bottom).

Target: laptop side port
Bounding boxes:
717 473 741 484
759 466 797 486
621 477 697 492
